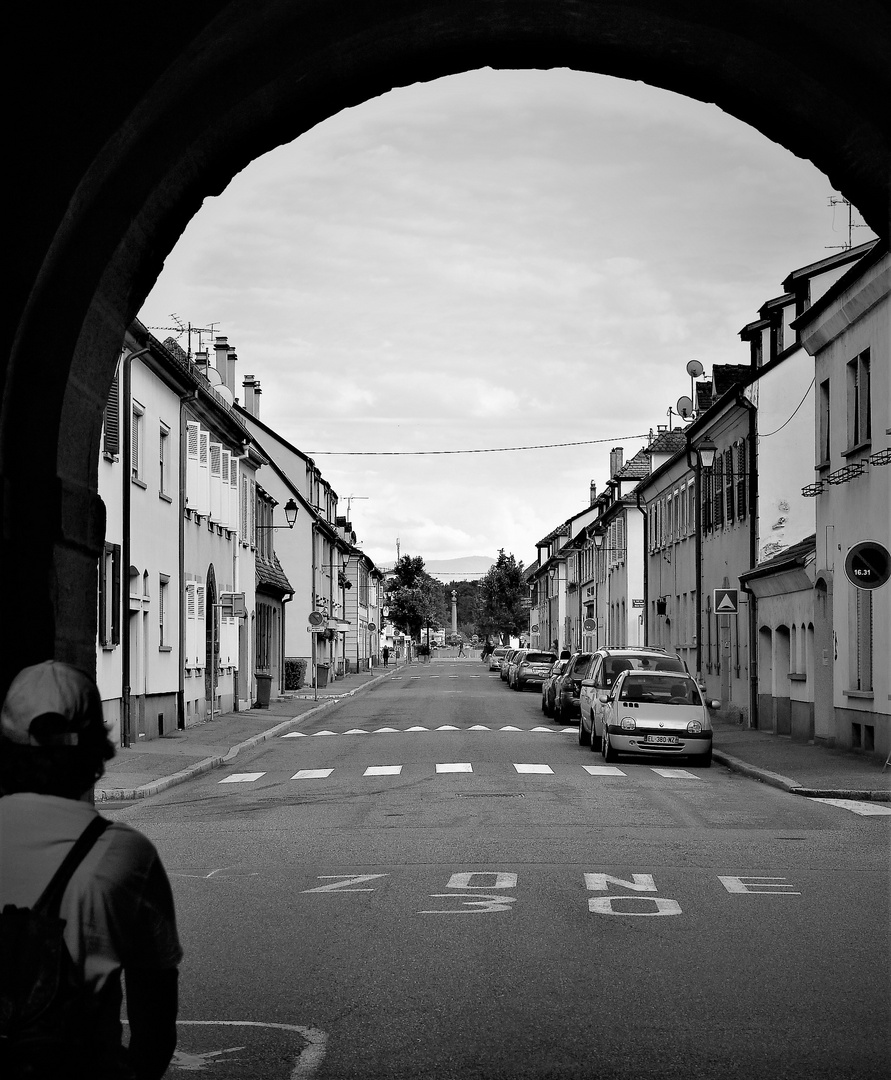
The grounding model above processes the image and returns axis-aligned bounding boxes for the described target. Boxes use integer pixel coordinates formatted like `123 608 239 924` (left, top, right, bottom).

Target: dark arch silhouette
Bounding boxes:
3 1 889 688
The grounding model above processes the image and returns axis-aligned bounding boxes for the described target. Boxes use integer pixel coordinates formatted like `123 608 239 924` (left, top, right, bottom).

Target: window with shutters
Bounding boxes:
241 473 249 544
724 448 734 523
736 440 748 519
103 370 120 457
159 424 170 497
818 380 831 466
846 349 871 451
702 470 713 532
98 542 121 647
131 402 144 482
159 575 170 649
712 455 724 528
850 587 873 692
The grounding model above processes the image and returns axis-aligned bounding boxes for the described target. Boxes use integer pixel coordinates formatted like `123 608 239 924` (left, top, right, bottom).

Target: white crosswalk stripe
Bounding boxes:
216 764 710 784
806 797 891 816
281 725 577 738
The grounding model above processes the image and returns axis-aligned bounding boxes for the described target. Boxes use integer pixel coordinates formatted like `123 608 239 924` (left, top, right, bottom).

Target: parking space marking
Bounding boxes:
650 768 701 779
218 773 265 784
436 762 473 773
806 798 891 816
513 764 553 774
291 769 335 780
582 765 626 776
363 765 403 776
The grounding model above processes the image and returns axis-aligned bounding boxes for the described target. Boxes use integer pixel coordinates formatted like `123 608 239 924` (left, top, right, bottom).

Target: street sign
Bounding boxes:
306 626 327 633
713 588 739 614
583 618 596 631
632 599 644 609
531 624 539 633
844 540 891 590
367 623 376 632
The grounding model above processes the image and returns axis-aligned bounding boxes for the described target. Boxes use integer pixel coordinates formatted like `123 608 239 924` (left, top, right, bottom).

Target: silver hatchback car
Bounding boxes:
600 670 713 766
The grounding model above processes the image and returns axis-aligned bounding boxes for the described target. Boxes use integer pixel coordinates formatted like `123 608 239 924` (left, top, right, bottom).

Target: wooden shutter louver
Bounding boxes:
104 372 120 456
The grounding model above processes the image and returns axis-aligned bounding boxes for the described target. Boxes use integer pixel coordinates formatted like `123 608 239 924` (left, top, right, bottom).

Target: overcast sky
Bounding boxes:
138 68 870 572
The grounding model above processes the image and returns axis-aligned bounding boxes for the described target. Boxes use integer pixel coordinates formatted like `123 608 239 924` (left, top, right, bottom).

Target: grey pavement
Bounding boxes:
95 653 891 802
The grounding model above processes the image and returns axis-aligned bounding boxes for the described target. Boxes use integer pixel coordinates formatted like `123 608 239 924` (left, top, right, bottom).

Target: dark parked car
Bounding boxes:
551 651 592 722
541 659 569 716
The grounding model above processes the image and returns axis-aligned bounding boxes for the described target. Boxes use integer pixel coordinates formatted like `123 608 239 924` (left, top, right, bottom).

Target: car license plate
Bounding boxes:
645 734 679 745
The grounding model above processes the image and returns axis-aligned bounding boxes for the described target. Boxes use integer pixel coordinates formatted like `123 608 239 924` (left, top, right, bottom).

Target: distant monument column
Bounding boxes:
451 590 458 635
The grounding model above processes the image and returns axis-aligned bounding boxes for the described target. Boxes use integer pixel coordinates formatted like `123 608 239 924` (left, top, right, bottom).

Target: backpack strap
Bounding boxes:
32 816 111 918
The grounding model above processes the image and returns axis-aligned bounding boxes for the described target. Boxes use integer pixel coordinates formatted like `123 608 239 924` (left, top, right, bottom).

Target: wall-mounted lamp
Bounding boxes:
256 497 299 529
694 439 718 470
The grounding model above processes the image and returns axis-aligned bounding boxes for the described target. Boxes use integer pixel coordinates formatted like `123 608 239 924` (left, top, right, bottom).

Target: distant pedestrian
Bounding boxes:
0 661 182 1079
382 646 390 667
457 641 465 657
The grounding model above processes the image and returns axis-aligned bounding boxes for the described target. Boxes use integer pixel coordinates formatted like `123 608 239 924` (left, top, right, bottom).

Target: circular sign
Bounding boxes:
308 610 325 626
583 618 596 631
367 623 376 632
844 540 891 590
531 624 539 633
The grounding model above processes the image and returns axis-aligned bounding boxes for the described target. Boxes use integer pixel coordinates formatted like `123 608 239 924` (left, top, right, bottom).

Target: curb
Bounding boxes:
96 668 395 802
713 750 891 802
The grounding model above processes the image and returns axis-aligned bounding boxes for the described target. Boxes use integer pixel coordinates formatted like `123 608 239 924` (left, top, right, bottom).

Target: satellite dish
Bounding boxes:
205 366 224 386
676 395 694 420
686 359 704 378
212 384 234 406
308 611 325 626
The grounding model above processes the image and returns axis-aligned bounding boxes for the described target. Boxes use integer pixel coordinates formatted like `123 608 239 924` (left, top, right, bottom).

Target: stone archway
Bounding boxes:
3 1 890 690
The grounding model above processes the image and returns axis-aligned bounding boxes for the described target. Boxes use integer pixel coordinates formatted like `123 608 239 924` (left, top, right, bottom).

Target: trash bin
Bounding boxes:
254 673 272 708
315 663 329 688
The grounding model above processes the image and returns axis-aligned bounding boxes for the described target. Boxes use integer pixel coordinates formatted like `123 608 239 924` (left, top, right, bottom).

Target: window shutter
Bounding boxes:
131 409 140 478
250 479 257 549
221 450 231 528
713 457 724 527
104 372 120 456
111 545 121 645
724 448 734 523
196 584 206 668
186 421 200 509
241 473 249 542
736 440 747 518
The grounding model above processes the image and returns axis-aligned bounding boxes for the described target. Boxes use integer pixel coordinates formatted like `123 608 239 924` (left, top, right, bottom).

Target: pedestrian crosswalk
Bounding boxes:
218 763 705 783
281 726 576 738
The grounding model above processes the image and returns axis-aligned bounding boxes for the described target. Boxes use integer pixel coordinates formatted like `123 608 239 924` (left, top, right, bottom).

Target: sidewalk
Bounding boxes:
95 659 890 802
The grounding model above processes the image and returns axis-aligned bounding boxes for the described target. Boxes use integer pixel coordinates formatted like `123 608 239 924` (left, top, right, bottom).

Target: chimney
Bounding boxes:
194 350 209 377
226 348 237 395
609 447 624 478
214 336 229 385
242 374 256 417
253 380 261 418
589 480 597 506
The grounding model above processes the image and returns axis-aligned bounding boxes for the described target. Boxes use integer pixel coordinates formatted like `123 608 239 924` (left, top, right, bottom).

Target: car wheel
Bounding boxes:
578 716 590 746
694 748 712 767
602 731 618 763
541 694 549 715
591 731 602 753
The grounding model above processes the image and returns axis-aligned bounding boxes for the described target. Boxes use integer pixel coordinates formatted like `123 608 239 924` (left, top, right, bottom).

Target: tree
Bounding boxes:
385 555 445 639
476 550 528 644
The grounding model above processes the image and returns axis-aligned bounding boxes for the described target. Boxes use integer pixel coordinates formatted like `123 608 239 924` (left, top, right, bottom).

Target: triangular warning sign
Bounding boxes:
714 590 737 612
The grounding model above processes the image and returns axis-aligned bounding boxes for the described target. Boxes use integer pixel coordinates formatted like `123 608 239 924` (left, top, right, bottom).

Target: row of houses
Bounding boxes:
97 322 388 744
526 240 889 760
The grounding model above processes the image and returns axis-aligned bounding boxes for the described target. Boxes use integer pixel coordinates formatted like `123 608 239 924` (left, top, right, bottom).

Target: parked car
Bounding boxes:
551 651 592 722
500 649 518 681
487 646 509 671
599 669 713 766
511 650 558 691
541 659 569 716
578 647 687 749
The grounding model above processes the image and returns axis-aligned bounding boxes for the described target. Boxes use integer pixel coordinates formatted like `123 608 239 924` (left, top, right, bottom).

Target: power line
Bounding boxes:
759 378 814 438
306 434 649 456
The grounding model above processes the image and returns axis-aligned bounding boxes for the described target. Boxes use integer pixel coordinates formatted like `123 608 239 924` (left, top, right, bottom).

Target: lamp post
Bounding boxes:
255 497 299 529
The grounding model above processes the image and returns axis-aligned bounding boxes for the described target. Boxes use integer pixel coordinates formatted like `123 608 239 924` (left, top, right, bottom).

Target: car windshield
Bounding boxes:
604 655 684 685
619 674 700 705
524 652 557 664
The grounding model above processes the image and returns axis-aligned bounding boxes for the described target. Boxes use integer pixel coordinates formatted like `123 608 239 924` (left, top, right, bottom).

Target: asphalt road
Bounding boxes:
109 663 891 1079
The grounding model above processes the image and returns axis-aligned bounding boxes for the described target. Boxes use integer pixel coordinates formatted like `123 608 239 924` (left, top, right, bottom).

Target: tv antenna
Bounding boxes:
147 315 219 357
826 194 868 252
345 495 369 517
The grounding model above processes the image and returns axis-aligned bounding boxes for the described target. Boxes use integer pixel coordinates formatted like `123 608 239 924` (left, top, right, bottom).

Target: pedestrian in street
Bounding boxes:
382 645 390 668
457 641 465 657
0 661 182 1079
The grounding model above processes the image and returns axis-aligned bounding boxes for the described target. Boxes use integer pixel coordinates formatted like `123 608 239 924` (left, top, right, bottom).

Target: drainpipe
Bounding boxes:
738 393 759 728
685 432 704 682
635 489 648 646
120 346 151 747
178 391 198 729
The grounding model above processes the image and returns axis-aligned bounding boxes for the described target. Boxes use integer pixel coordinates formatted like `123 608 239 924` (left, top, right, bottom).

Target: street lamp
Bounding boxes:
256 497 299 529
685 435 717 681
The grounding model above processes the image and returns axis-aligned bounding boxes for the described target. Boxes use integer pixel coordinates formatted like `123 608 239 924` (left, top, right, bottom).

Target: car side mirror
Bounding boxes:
708 699 721 710
580 679 593 688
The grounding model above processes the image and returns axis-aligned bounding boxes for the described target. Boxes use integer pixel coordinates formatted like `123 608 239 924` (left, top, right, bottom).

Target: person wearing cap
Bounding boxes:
0 661 182 1079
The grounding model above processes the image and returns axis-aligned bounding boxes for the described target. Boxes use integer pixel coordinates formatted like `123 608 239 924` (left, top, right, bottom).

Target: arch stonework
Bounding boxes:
3 1 890 688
